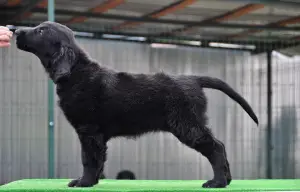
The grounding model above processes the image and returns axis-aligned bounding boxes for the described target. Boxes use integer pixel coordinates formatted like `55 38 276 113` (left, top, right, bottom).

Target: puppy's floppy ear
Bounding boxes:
52 43 76 83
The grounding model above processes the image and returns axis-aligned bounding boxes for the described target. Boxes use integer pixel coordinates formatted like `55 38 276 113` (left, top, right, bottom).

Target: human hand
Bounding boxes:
0 26 13 48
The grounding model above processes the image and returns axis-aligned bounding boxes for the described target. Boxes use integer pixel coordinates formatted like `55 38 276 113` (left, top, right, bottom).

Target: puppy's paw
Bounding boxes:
226 176 232 185
68 178 79 187
202 179 227 188
68 177 98 187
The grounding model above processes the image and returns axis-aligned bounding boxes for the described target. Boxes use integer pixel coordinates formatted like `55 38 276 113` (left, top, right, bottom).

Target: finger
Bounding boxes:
0 29 13 37
0 30 13 38
0 34 10 41
0 27 12 36
4 30 13 37
0 42 10 47
7 31 13 37
0 26 10 31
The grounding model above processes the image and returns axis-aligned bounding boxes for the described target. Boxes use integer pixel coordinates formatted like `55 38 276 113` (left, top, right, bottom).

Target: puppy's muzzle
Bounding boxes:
15 27 34 41
15 27 33 50
15 29 25 37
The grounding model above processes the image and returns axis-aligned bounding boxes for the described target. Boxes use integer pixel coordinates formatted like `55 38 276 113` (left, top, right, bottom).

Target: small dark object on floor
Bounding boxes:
15 21 259 189
116 170 136 180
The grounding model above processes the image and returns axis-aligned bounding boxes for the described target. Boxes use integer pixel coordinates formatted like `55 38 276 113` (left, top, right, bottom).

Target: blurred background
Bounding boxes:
1 0 300 185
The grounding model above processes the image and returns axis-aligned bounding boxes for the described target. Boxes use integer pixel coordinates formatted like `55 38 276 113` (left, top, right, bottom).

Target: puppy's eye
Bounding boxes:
37 29 44 35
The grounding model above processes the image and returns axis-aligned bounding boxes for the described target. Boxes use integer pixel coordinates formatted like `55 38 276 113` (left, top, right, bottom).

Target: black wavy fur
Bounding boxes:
15 21 258 188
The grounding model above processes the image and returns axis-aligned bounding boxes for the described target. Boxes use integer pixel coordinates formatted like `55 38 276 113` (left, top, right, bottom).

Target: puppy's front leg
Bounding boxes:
68 133 107 187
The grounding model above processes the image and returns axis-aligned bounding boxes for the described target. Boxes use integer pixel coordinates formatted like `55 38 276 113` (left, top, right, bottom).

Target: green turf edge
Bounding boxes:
1 179 300 192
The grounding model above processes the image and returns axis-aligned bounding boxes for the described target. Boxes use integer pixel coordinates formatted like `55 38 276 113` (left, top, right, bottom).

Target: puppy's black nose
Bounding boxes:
15 29 25 36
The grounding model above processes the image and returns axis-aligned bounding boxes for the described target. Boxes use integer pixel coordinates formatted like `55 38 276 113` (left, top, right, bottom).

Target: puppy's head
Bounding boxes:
15 21 77 83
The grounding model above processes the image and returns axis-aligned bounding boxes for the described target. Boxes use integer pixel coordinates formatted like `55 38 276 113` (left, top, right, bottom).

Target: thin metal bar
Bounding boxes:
254 40 300 54
112 0 196 30
165 3 265 35
47 0 55 179
266 50 272 179
228 0 300 9
65 0 125 24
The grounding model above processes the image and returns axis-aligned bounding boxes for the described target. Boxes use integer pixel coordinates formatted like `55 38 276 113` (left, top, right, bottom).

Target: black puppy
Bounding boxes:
15 21 258 188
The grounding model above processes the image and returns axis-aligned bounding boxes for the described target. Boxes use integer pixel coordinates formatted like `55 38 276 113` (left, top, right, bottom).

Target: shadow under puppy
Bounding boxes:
15 21 258 188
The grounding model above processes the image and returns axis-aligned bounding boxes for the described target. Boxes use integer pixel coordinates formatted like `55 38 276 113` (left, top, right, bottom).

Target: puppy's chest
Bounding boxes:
57 88 102 125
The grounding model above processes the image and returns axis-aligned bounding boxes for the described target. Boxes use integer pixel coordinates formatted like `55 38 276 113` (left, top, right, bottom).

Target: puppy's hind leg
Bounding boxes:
219 140 232 185
172 125 230 188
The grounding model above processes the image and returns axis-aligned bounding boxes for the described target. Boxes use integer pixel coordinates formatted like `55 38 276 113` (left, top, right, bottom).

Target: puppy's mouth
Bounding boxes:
16 41 36 53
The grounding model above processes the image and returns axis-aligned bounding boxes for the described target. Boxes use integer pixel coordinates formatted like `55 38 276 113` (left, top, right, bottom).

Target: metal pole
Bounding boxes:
47 0 55 179
266 50 272 179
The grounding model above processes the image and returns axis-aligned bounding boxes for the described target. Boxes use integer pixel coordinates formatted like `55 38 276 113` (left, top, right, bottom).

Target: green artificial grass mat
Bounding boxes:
1 179 300 192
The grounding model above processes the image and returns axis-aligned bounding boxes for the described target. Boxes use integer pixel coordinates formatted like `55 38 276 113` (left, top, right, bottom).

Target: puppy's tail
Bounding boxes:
197 76 258 125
